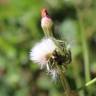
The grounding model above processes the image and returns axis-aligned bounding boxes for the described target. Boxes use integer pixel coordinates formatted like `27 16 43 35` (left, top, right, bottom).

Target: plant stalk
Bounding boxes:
76 7 91 83
78 78 96 91
56 64 71 96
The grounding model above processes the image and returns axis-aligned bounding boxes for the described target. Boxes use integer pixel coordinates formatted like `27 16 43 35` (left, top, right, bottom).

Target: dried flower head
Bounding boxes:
30 38 71 79
30 38 57 69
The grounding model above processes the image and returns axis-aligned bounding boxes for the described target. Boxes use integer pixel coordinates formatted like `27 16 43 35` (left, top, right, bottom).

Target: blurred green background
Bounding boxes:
0 0 96 96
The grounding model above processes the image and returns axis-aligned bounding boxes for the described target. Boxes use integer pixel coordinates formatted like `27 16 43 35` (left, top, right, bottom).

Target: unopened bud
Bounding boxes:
41 8 54 37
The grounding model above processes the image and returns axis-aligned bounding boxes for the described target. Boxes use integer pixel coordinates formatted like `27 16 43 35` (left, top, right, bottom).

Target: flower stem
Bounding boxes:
56 64 70 96
77 78 96 91
76 6 91 83
75 3 92 96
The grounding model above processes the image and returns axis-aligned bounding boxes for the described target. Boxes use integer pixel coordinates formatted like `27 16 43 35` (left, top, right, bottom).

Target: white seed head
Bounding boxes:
30 38 57 69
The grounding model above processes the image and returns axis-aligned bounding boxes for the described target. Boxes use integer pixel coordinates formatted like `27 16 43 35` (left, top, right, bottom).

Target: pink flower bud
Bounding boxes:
41 8 53 37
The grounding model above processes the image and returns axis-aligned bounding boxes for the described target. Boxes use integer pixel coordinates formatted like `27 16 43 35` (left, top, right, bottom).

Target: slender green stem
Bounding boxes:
74 4 91 96
75 5 91 83
78 78 96 91
85 78 96 86
56 64 70 96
